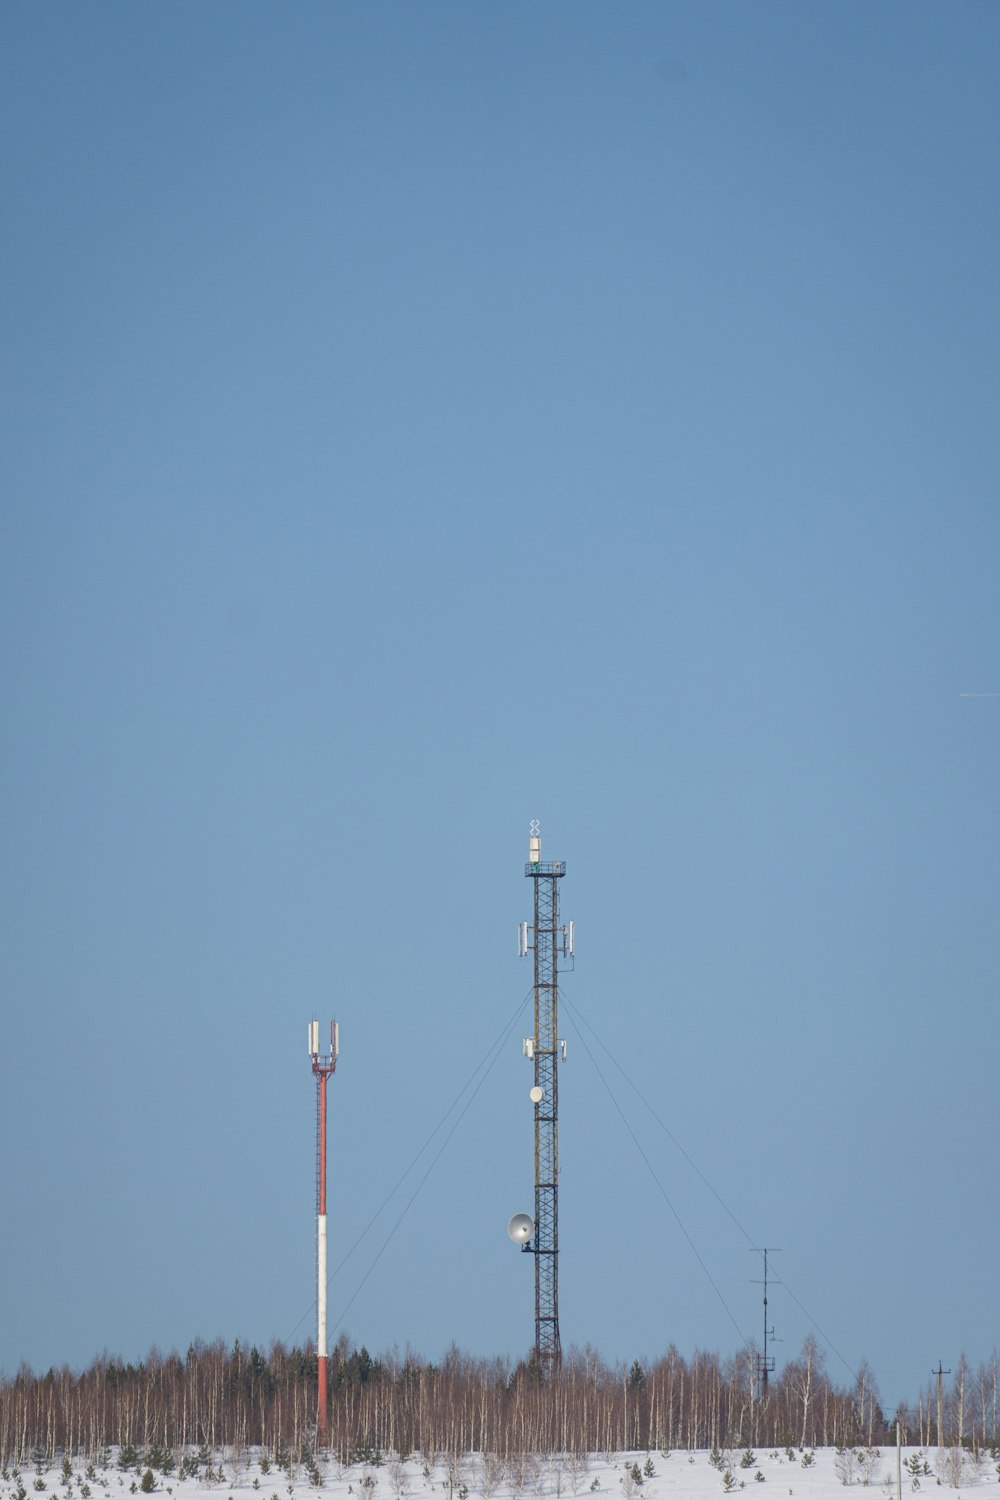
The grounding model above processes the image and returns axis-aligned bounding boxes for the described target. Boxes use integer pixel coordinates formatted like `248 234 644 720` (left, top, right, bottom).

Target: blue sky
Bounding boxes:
2 1 998 1414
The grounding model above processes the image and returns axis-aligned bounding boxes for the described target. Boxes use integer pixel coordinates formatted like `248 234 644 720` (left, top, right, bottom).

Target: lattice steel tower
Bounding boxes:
516 820 572 1372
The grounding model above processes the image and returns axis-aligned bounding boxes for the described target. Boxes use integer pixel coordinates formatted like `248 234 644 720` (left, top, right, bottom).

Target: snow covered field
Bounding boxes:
4 1447 993 1500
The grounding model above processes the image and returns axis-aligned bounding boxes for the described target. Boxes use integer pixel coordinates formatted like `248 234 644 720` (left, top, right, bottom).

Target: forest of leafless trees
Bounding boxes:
1 1338 997 1467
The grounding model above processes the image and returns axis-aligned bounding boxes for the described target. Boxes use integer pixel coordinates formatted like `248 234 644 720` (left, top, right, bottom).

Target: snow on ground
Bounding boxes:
3 1447 994 1500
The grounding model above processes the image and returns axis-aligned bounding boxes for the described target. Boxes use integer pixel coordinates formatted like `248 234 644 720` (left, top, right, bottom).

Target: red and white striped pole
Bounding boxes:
309 1019 339 1445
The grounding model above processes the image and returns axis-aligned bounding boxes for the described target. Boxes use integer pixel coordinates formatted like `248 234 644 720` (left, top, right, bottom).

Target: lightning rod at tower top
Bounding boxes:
508 819 573 1374
309 1018 339 1445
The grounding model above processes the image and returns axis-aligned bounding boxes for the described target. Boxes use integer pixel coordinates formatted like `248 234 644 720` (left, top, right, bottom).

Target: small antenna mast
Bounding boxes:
751 1247 781 1401
309 1017 339 1446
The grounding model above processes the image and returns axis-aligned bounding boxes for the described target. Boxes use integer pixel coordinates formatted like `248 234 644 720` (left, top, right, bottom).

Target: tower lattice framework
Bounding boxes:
523 823 569 1371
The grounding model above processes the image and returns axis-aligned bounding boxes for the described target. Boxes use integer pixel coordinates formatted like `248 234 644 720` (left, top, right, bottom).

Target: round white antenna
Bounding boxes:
529 1085 544 1103
507 1212 534 1244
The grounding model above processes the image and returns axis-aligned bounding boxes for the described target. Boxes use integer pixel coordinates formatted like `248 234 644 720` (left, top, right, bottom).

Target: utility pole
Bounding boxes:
932 1361 950 1450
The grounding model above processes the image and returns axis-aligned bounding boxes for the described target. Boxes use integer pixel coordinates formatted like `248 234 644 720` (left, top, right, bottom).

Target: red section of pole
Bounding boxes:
317 1353 328 1444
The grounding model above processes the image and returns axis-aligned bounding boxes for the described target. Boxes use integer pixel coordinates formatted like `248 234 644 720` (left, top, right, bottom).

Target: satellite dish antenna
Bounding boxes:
529 1085 544 1103
507 1212 534 1245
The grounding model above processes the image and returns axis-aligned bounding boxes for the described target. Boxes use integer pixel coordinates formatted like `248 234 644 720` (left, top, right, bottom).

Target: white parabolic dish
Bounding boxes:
507 1212 534 1244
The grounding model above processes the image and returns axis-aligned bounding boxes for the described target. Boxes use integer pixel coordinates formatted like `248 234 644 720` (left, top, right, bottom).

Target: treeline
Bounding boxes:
1 1337 997 1466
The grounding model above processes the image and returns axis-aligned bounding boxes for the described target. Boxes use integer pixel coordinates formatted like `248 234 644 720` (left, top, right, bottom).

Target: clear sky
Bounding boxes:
2 0 998 1416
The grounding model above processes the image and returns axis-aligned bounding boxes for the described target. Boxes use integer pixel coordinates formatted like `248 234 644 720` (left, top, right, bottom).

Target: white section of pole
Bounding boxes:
317 1212 328 1358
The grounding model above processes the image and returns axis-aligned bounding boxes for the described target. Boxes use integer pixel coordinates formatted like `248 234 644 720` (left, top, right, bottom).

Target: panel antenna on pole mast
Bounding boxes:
508 820 572 1374
309 1018 339 1446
